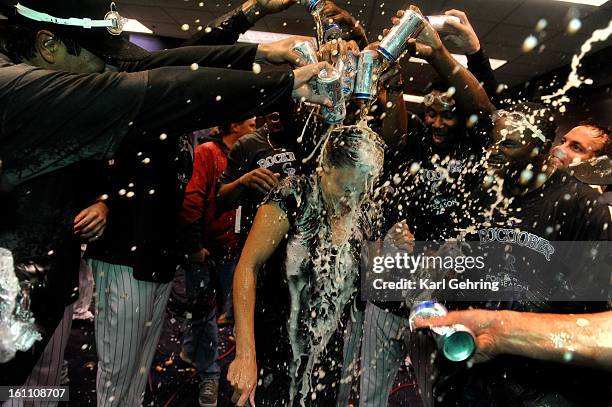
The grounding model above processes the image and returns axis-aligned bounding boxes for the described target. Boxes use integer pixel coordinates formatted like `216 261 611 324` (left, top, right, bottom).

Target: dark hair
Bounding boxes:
579 119 612 157
0 19 81 62
218 123 232 136
506 102 558 143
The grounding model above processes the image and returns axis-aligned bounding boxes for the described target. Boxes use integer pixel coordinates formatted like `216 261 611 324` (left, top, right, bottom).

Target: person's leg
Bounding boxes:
336 304 364 407
359 302 410 407
91 260 157 407
216 258 236 319
6 304 74 407
125 281 172 405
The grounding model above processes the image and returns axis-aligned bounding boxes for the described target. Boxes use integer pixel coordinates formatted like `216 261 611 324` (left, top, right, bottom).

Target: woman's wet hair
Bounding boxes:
320 125 385 181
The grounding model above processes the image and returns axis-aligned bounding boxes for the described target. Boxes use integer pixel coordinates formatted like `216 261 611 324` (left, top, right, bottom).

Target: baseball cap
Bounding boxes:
8 0 150 62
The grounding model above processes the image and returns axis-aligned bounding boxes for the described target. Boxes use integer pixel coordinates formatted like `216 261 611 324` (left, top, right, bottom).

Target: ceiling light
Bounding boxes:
409 54 507 70
550 0 607 6
403 94 425 103
124 19 153 34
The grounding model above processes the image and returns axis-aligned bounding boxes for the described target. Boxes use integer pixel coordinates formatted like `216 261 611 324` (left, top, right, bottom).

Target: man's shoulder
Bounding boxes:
235 131 265 146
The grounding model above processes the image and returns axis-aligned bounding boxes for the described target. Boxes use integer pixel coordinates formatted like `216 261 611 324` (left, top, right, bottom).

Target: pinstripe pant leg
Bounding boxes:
125 281 172 405
359 303 410 407
7 304 74 407
408 330 437 407
336 306 364 407
92 260 156 407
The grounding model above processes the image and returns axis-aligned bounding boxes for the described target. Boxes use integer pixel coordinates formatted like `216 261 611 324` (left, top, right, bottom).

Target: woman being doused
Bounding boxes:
228 125 385 406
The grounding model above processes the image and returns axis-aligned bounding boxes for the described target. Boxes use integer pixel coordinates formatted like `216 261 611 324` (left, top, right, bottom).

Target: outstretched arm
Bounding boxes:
227 202 291 406
414 309 612 371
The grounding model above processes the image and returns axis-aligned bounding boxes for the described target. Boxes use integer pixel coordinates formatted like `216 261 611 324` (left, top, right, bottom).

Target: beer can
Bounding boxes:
293 40 319 65
340 53 357 97
354 50 381 101
426 15 460 32
300 0 324 13
378 9 425 62
433 324 476 362
316 68 346 124
323 22 343 42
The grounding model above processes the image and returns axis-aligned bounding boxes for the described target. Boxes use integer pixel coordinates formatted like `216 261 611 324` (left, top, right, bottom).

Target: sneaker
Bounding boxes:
199 378 219 407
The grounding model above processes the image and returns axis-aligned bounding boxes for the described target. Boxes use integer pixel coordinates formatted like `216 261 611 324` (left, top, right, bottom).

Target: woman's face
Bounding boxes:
320 165 370 216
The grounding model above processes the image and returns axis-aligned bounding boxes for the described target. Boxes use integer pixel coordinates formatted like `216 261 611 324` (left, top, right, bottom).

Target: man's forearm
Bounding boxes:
497 310 612 371
428 47 494 115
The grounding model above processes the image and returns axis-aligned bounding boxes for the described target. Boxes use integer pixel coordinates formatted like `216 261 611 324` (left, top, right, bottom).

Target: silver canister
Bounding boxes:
300 0 324 14
354 50 381 100
323 22 343 42
316 67 346 124
293 40 319 65
409 300 476 362
378 9 425 62
340 53 357 97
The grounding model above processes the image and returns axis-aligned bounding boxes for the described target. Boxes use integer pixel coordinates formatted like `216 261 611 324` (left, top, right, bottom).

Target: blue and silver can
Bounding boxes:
340 53 357 97
301 0 324 14
316 67 346 124
354 50 381 100
409 300 476 362
293 40 319 65
323 22 343 42
378 9 425 62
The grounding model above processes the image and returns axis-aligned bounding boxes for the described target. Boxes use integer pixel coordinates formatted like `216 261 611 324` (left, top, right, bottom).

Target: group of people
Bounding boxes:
0 0 610 407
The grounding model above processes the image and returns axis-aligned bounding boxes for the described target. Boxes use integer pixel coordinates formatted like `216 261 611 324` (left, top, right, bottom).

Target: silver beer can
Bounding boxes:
323 22 343 42
433 324 476 362
340 53 357 97
354 50 381 101
293 40 319 65
316 68 346 124
378 9 425 62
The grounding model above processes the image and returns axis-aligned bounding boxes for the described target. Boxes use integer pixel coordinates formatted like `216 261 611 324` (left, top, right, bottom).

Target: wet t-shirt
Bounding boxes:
432 171 612 407
262 175 375 404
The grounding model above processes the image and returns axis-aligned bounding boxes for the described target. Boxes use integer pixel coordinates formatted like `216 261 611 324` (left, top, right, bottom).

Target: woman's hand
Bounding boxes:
227 354 258 406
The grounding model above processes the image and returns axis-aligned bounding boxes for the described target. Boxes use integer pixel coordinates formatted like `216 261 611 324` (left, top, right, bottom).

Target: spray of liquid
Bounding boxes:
540 20 612 107
0 248 41 363
286 125 385 406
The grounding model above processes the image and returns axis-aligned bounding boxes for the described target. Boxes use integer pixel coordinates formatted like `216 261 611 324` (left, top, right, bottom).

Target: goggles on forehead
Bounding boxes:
491 109 546 143
15 2 127 36
423 92 456 109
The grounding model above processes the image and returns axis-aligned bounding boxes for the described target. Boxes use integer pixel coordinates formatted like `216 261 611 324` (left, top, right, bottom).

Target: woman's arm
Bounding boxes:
227 202 290 406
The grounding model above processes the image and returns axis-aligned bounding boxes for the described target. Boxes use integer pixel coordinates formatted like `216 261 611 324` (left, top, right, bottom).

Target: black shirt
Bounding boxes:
380 114 490 241
433 171 612 407
0 45 294 302
219 127 301 244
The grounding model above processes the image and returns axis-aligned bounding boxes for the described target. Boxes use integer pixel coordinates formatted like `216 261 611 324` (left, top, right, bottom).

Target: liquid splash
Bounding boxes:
540 20 612 107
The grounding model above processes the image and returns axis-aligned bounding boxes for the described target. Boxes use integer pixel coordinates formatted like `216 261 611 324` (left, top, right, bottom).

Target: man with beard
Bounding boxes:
413 102 611 407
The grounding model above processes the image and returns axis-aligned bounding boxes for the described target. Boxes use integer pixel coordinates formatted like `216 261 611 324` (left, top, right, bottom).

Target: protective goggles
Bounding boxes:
491 109 546 143
423 92 456 110
15 2 127 36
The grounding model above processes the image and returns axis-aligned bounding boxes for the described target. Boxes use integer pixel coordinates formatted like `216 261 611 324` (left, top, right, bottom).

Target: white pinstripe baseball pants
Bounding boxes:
90 260 172 407
5 305 73 407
